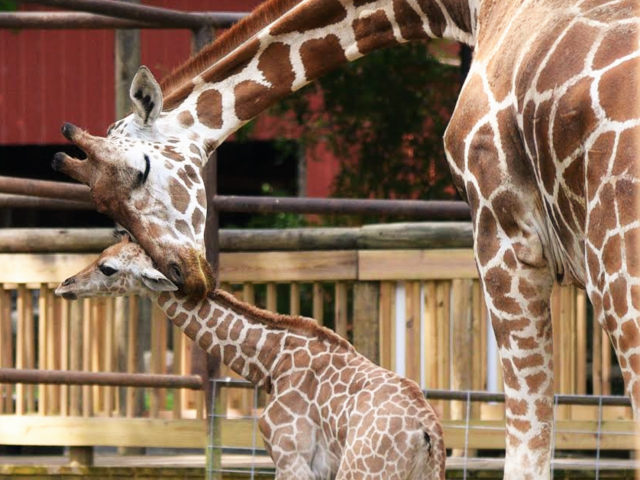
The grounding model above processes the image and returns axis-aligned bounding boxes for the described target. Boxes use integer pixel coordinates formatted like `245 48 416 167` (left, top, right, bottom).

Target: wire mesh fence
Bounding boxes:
207 378 639 480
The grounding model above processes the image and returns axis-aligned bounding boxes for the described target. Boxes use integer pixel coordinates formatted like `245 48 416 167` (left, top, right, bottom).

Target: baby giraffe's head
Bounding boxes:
55 234 178 301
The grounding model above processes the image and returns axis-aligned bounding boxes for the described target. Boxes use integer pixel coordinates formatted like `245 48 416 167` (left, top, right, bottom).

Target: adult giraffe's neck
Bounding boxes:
161 0 478 158
155 288 353 390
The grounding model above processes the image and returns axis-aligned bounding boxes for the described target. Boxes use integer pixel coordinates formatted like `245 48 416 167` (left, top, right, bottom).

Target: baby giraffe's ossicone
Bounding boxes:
56 237 446 479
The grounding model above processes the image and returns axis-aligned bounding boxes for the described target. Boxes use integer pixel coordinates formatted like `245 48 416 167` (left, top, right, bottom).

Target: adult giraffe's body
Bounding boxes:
53 0 640 478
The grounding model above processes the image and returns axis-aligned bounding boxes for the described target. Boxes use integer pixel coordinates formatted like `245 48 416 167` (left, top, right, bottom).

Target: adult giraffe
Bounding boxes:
53 0 640 478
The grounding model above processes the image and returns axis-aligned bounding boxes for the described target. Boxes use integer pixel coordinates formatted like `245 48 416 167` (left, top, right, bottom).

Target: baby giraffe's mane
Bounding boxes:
161 0 302 110
211 288 355 352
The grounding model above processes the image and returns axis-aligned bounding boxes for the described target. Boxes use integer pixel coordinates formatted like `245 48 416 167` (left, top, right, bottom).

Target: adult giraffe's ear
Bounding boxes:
141 268 178 292
130 66 163 127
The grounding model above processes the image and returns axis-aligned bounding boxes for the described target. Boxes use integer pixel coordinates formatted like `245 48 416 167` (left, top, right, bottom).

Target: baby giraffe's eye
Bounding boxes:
99 265 118 277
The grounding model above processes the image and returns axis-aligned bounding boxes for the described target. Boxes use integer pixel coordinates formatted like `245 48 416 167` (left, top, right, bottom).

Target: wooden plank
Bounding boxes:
352 282 380 364
150 304 163 419
114 297 126 416
378 282 394 371
266 283 277 313
126 298 139 418
358 250 477 281
242 283 255 305
220 251 357 282
603 328 612 396
104 298 114 418
24 288 35 413
0 254 99 284
50 293 61 414
423 281 437 389
334 282 348 339
0 287 12 413
451 279 473 429
404 281 421 384
312 283 324 325
60 298 69 417
15 285 26 415
593 317 603 396
436 281 450 418
172 323 183 419
69 300 82 416
576 289 587 395
82 300 92 418
0 417 206 449
551 286 562 395
289 283 300 316
91 300 105 414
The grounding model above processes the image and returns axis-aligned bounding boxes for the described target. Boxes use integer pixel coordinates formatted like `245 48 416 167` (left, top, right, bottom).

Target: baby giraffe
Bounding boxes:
56 235 445 480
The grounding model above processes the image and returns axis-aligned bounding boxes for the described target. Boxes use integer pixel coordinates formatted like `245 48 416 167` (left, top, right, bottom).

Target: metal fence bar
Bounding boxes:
0 12 166 29
0 193 93 210
0 176 90 202
0 367 203 389
15 0 246 29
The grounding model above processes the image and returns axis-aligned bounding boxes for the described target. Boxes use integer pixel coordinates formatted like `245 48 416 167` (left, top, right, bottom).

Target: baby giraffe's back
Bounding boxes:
263 338 445 480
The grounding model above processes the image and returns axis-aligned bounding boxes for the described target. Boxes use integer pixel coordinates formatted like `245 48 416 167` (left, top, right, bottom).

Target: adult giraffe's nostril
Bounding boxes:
62 277 75 287
168 263 184 287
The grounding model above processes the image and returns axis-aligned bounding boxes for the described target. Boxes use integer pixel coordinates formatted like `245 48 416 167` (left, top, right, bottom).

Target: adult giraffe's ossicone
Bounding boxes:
53 0 640 477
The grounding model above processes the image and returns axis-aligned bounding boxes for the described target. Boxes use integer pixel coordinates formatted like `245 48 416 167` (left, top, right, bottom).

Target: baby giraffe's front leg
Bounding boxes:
259 404 319 480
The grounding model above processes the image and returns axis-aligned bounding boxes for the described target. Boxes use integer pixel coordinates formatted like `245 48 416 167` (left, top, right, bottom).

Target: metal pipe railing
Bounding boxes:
0 176 90 202
0 193 93 210
15 0 246 29
0 368 203 389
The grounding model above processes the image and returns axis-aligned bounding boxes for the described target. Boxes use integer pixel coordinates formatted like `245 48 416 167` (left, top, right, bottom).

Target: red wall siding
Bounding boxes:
0 1 263 145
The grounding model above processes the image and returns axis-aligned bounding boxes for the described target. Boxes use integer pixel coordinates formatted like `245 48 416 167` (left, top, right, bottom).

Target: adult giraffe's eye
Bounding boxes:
99 265 118 277
135 154 151 187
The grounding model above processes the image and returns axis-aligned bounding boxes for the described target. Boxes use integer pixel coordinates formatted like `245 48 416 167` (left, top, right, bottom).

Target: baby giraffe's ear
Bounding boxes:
129 66 163 127
141 268 178 292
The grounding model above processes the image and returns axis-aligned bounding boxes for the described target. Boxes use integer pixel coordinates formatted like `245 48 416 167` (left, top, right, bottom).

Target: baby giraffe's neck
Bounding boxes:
155 289 354 390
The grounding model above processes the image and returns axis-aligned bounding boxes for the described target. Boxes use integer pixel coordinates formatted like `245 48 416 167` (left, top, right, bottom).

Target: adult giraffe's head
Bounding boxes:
53 67 213 299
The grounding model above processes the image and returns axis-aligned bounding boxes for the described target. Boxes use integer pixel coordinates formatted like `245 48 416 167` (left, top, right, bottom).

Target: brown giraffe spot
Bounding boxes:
229 319 243 341
175 219 191 238
563 155 585 200
299 371 320 401
537 23 598 92
476 208 499 267
518 278 537 299
619 320 640 352
177 168 194 189
468 125 503 198
189 144 201 156
625 228 640 277
512 419 532 433
535 398 552 420
365 456 385 473
196 188 207 209
206 308 224 328
183 297 198 311
158 292 171 306
199 331 214 351
247 363 264 385
515 336 538 351
198 302 210 319
528 429 550 451
513 353 544 370
293 349 311 368
258 332 284 368
164 160 173 170
416 0 445 37
552 77 596 161
217 314 234 340
586 132 615 201
392 0 427 41
484 267 522 315
281 390 309 416
183 317 200 340
234 80 274 121
525 371 547 394
533 100 557 195
300 35 348 80
223 344 237 363
177 110 194 128
271 0 346 35
603 293 612 312
501 359 520 390
240 328 262 357
506 398 528 416
585 0 638 21
629 354 640 375
602 234 622 276
589 183 617 249
205 38 260 84
166 302 178 317
352 10 398 55
616 179 640 228
163 145 184 162
613 128 640 178
230 356 245 374
599 57 640 122
169 178 190 214
192 208 205 234
594 25 637 71
586 244 601 287
173 312 189 327
493 190 524 239
494 317 530 349
557 187 577 234
196 89 223 129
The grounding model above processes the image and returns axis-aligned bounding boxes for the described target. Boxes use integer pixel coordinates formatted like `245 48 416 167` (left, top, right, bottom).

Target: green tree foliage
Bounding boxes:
0 1 17 11
265 40 462 224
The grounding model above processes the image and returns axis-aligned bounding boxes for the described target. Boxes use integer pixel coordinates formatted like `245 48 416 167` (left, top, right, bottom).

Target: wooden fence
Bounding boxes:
0 225 635 454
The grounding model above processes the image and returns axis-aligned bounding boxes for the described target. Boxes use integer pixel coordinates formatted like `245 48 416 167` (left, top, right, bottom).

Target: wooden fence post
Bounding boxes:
353 282 380 364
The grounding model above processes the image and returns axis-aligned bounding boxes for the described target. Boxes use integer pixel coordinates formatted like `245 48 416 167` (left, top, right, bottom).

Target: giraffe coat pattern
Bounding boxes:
55 238 446 479
52 0 640 478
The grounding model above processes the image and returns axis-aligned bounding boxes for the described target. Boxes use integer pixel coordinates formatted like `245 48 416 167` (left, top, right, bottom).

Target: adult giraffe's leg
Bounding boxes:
585 129 640 418
473 205 555 479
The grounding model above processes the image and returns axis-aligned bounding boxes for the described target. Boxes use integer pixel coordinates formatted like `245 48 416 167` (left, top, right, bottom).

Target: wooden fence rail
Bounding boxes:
0 224 633 453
